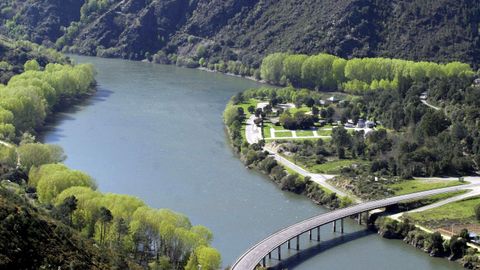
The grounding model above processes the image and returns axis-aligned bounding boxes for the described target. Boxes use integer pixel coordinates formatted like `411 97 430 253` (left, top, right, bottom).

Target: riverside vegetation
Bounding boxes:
0 46 221 270
376 217 480 269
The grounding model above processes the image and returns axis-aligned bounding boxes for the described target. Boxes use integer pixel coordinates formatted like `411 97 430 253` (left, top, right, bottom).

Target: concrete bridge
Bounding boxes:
232 184 478 270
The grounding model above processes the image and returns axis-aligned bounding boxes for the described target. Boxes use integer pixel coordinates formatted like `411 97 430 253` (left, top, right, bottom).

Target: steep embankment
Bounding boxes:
0 0 478 67
0 187 116 269
0 35 69 83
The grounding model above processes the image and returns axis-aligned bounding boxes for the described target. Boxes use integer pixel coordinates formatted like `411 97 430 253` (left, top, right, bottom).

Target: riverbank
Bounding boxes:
376 216 480 269
223 100 353 210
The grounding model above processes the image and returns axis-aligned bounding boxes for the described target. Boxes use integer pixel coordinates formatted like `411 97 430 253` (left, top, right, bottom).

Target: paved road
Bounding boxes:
245 115 262 144
231 183 479 270
264 146 351 199
244 118 350 198
421 100 440 111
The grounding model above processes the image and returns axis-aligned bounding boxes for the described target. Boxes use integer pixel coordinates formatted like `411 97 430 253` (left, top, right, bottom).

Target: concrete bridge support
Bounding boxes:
296 235 300 250
332 220 336 232
341 218 344 233
317 226 320 241
278 245 281 260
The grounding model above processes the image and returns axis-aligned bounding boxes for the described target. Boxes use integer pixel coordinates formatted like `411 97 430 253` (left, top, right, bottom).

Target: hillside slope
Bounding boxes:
0 187 116 269
1 0 479 67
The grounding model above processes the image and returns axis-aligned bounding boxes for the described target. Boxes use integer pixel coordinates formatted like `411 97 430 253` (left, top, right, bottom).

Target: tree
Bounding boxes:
99 207 113 245
283 54 308 86
55 195 78 225
260 53 287 84
24 59 40 71
17 143 66 171
247 105 255 114
449 236 467 259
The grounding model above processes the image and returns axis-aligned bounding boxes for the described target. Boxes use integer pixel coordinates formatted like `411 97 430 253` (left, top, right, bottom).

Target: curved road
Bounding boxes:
231 183 479 270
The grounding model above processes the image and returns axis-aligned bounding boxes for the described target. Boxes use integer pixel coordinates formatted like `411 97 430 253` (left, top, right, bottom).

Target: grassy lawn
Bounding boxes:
310 159 367 174
406 196 480 225
316 129 332 136
389 179 465 196
240 123 247 142
275 131 293 138
263 125 271 138
288 106 310 115
237 99 259 117
296 130 314 137
266 138 331 142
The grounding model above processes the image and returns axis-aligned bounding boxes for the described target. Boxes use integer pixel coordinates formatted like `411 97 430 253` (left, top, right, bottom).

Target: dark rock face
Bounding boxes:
14 0 85 45
2 0 479 66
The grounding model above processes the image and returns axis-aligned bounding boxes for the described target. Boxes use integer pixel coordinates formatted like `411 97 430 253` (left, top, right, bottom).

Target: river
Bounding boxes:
41 55 461 269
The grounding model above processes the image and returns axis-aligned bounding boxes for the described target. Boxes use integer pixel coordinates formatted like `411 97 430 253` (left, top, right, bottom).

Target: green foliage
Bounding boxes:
0 62 95 133
17 143 65 172
33 164 96 203
0 187 122 269
260 52 474 92
260 53 287 84
23 59 40 71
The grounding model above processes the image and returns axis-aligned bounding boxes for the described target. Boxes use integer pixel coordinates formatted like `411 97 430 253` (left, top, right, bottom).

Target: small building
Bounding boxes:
319 99 326 106
318 119 327 126
474 78 480 86
357 119 366 128
420 91 428 100
347 119 354 125
345 123 354 128
366 120 375 129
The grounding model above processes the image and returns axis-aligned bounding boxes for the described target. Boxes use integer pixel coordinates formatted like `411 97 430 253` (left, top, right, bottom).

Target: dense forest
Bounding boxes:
0 0 479 70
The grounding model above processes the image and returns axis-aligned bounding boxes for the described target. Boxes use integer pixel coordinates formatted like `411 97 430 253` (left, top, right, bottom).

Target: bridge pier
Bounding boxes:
317 226 320 241
358 212 362 225
341 218 344 234
278 246 281 260
262 257 266 267
332 220 337 232
296 235 300 250
309 229 312 240
268 252 271 259
288 239 291 249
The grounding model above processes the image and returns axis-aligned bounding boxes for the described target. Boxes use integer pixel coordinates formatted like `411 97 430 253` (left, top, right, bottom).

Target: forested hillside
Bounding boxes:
0 0 478 69
0 35 69 83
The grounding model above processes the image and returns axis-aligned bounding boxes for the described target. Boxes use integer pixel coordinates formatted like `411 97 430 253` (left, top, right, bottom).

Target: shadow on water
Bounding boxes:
38 87 114 142
270 230 375 270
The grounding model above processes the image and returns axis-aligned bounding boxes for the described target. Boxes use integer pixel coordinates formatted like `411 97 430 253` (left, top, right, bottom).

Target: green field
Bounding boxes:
237 99 259 117
263 125 271 138
389 179 465 195
406 196 480 224
310 159 367 174
266 137 331 142
288 106 310 115
275 131 293 138
316 129 332 136
296 130 314 137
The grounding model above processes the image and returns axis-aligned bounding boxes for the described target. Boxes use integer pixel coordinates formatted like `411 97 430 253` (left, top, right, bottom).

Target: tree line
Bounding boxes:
260 53 475 93
25 163 221 269
0 60 95 139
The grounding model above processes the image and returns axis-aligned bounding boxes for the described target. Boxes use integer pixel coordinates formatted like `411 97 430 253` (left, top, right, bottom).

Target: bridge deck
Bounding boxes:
232 184 474 270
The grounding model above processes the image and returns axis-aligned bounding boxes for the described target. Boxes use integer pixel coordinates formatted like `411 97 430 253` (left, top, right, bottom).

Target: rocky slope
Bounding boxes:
1 0 479 68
